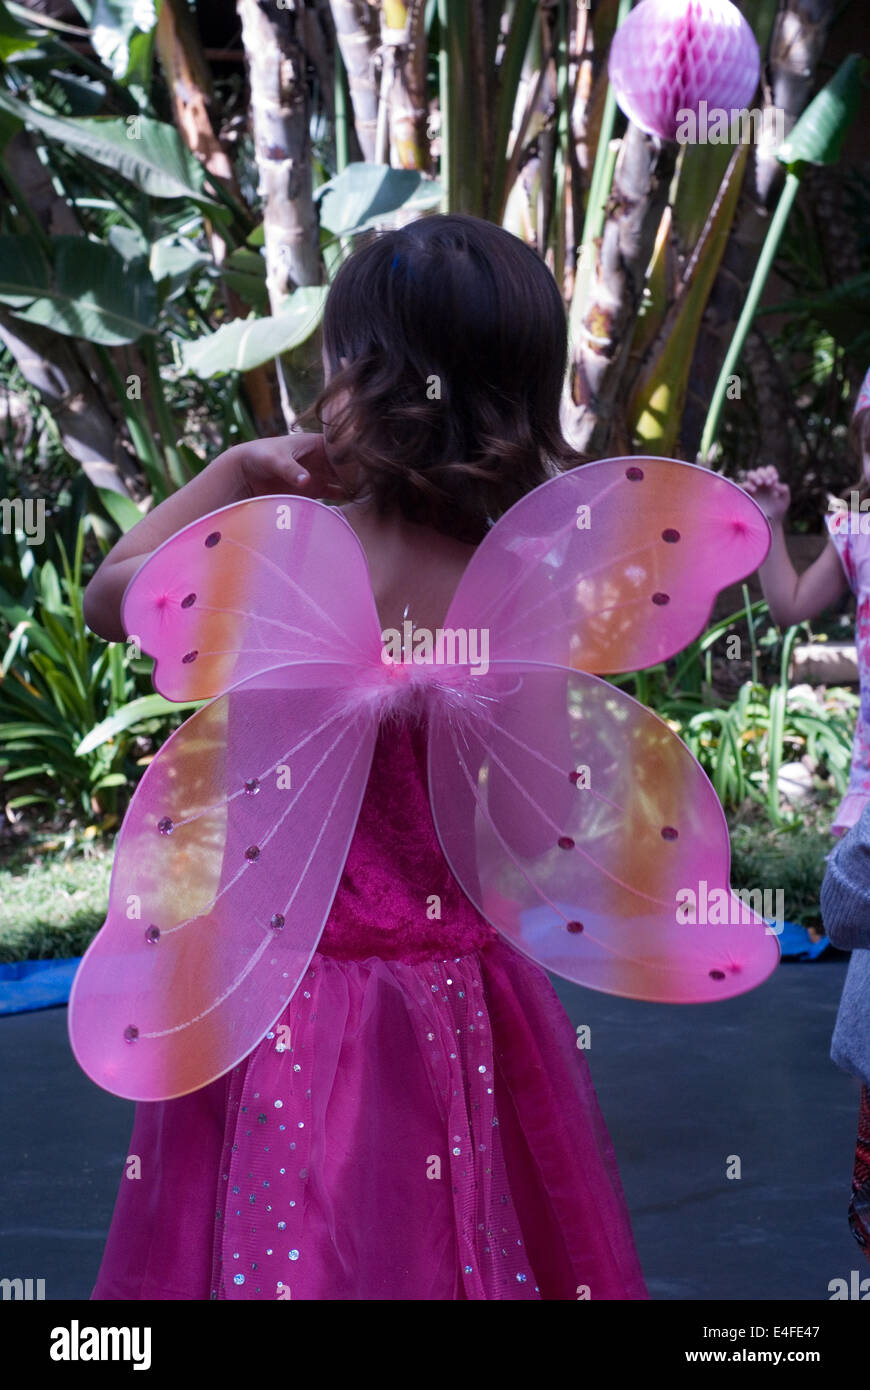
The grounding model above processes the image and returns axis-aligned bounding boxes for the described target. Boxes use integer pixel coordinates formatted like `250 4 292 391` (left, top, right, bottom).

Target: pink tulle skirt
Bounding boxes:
92 939 647 1301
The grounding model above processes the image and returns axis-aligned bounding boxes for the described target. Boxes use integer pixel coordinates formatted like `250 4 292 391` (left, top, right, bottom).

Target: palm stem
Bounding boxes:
700 171 800 460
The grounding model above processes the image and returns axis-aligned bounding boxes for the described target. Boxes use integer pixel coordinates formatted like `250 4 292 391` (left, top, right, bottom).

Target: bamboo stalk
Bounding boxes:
328 0 381 163
566 121 677 456
381 0 429 170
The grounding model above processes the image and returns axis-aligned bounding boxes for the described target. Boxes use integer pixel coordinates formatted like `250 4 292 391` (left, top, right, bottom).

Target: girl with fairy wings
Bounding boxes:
76 215 776 1300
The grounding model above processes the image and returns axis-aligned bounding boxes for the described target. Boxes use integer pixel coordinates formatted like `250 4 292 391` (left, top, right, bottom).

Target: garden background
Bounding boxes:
0 0 867 961
1 0 870 1307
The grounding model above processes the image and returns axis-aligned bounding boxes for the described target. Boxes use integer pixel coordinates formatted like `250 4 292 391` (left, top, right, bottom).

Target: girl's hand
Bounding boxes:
740 466 791 524
224 433 347 502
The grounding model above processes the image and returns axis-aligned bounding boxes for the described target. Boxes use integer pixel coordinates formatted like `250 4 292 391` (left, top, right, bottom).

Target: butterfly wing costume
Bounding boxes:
69 457 778 1102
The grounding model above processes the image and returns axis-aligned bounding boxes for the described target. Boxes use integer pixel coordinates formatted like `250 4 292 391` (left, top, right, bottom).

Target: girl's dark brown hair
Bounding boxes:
304 213 585 543
845 408 870 504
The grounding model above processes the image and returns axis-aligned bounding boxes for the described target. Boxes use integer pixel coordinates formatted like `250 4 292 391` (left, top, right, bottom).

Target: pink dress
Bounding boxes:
826 511 870 832
91 718 647 1301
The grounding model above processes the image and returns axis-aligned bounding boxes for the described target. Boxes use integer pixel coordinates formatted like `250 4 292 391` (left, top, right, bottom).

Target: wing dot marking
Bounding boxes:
566 920 584 934
182 650 198 663
661 528 680 543
651 592 670 606
660 825 679 840
709 969 726 981
625 466 644 481
181 592 196 608
557 836 575 850
204 531 221 548
245 845 261 861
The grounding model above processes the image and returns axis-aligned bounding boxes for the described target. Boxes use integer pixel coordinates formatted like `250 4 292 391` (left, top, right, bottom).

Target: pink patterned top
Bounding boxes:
825 510 870 831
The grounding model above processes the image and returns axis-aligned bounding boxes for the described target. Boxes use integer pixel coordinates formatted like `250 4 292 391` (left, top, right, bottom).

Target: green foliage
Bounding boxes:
0 517 198 821
315 163 442 237
0 89 215 202
180 287 329 377
612 594 858 827
778 54 866 172
0 233 159 344
727 806 833 931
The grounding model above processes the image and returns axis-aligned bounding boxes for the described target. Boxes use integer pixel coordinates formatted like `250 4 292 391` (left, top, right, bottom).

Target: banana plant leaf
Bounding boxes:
0 88 217 202
315 161 442 236
180 286 327 377
88 0 158 87
0 235 158 345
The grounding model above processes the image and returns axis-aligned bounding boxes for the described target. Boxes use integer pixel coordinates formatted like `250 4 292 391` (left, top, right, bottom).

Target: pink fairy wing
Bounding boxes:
427 663 779 1002
122 494 382 700
444 457 770 674
69 663 380 1100
71 495 386 1100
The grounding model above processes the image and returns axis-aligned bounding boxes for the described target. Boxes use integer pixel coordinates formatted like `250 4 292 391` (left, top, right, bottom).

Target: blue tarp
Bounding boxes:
0 956 82 1016
775 920 832 962
0 920 833 1017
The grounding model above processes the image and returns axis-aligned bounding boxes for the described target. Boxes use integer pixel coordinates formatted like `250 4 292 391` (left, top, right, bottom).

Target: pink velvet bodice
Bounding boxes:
318 717 498 962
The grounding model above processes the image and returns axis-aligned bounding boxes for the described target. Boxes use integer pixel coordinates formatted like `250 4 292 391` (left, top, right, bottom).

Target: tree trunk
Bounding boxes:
742 327 792 474
155 0 242 196
564 122 677 456
157 0 284 436
570 0 617 196
237 0 323 427
237 0 322 305
379 0 429 170
328 0 380 162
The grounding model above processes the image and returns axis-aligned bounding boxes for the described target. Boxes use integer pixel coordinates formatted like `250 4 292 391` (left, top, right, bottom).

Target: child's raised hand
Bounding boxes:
740 466 791 524
223 433 346 502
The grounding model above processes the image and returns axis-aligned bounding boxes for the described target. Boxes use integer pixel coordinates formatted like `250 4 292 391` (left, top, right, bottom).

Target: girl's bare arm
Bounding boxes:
84 436 335 643
759 522 848 627
741 466 849 627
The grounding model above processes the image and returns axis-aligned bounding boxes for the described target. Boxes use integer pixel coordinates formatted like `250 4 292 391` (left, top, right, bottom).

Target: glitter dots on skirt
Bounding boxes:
205 946 645 1301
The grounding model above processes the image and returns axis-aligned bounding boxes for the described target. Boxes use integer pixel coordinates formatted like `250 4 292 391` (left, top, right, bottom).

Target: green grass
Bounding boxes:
0 839 111 963
0 796 838 964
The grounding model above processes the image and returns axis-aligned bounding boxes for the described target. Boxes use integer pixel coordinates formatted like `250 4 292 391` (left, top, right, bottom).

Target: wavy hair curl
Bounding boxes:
302 213 586 543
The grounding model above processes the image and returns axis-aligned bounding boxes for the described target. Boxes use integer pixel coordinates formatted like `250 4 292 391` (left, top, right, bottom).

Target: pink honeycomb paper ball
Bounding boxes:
608 0 761 142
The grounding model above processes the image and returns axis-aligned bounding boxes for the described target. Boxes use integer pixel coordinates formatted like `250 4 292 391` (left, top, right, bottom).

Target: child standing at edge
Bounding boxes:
82 214 648 1301
743 366 870 1258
